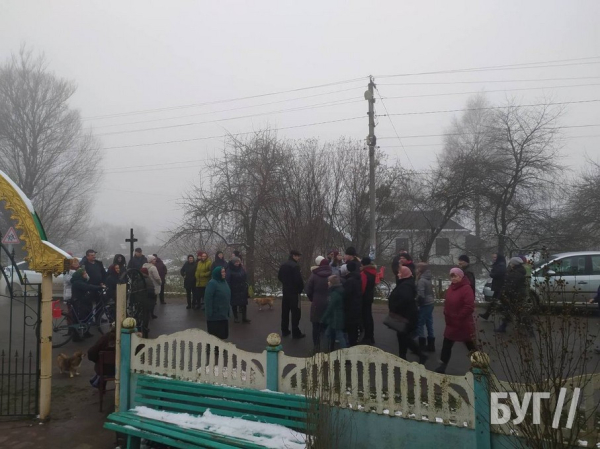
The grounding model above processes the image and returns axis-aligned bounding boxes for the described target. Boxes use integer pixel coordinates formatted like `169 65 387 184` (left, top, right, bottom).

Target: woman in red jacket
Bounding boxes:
435 268 477 374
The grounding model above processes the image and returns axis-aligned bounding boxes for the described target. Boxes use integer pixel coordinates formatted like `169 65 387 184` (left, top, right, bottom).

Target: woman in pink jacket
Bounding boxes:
435 268 477 374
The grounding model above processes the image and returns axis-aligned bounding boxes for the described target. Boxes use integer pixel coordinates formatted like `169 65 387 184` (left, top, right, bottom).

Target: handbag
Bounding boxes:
383 312 409 333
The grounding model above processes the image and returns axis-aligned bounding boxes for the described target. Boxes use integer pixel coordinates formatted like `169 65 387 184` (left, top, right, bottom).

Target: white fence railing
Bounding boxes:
130 329 267 389
279 345 475 428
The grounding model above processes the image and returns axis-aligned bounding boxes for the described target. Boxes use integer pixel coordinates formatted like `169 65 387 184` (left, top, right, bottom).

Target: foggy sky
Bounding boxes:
1 0 599 246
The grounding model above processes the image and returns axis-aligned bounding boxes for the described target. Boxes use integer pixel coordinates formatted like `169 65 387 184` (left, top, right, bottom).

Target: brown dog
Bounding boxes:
253 296 275 310
57 351 84 378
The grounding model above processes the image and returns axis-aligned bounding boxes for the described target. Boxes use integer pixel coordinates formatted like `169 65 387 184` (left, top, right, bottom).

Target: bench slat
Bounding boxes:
136 388 307 420
107 412 266 449
105 421 242 449
137 376 308 408
133 396 307 432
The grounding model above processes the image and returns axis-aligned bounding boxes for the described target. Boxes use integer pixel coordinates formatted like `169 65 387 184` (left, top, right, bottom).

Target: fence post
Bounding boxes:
472 353 492 449
119 324 136 412
266 333 282 392
114 283 127 412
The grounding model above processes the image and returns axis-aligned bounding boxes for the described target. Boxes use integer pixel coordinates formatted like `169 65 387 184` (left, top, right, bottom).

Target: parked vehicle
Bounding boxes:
1 261 64 297
482 251 600 306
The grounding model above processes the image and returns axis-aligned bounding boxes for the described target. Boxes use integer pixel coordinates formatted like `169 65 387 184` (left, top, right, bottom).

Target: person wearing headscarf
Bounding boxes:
388 266 427 363
305 258 332 352
434 268 476 374
180 255 197 309
479 253 507 320
321 275 347 351
211 251 227 272
204 266 231 340
226 257 250 323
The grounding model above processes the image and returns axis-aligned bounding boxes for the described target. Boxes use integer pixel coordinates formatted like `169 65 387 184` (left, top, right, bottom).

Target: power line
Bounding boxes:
375 56 600 79
92 83 600 136
381 83 600 100
83 77 367 120
377 99 600 118
377 76 600 86
380 133 600 148
101 116 364 150
89 86 364 129
94 98 362 138
373 85 414 169
377 123 600 140
104 157 212 173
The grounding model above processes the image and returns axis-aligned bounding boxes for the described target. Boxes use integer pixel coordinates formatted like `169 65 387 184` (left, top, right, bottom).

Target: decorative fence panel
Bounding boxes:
130 329 267 389
278 345 475 428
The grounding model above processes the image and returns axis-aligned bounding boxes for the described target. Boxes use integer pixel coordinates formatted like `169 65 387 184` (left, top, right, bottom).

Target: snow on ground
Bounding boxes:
132 406 306 449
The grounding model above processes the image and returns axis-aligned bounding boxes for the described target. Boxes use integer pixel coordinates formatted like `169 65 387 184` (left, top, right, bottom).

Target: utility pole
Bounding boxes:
365 76 377 260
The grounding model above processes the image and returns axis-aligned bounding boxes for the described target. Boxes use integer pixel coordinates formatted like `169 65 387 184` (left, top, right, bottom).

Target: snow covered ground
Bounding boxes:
132 406 306 449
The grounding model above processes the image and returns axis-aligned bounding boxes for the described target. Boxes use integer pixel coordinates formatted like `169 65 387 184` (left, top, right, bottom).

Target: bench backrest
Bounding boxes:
134 375 311 432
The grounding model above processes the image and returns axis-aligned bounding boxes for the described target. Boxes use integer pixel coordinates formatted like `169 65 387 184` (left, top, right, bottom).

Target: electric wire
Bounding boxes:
83 77 368 120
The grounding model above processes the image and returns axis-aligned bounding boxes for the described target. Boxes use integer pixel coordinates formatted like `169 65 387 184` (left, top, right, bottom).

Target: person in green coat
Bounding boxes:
321 275 347 352
204 266 231 340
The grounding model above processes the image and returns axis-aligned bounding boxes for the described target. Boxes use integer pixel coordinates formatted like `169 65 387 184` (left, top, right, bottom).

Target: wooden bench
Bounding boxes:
105 375 311 449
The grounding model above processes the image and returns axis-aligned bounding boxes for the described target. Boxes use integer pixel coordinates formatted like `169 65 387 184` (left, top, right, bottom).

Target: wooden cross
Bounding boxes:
126 228 138 263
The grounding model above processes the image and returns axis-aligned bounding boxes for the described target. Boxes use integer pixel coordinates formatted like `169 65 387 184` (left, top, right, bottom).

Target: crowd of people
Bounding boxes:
64 244 600 374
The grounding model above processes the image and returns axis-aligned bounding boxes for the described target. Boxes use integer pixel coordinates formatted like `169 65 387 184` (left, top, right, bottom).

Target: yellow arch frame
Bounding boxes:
0 170 69 274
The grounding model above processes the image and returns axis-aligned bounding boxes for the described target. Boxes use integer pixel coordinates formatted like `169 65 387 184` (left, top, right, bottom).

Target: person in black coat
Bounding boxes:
211 251 228 272
180 255 197 309
112 254 127 275
388 266 427 363
495 257 530 334
226 257 250 323
105 264 122 303
392 251 416 277
278 250 305 338
342 261 363 347
479 253 507 320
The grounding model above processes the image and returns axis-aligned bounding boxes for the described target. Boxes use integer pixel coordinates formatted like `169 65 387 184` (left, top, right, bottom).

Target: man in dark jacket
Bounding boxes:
342 261 363 347
80 250 107 288
360 257 377 345
153 253 168 304
457 255 476 295
128 248 148 270
479 253 506 320
70 268 103 340
278 250 305 338
496 257 530 334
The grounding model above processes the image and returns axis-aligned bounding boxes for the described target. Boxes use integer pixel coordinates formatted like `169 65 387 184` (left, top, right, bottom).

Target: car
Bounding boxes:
1 261 64 298
482 251 600 306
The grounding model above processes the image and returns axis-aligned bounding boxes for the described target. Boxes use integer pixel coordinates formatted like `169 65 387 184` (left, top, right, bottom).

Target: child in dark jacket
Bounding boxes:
321 276 347 352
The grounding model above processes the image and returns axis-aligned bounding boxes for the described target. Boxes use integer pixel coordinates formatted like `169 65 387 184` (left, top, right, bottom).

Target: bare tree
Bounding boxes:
0 46 102 246
173 130 286 285
405 95 497 262
486 100 562 254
